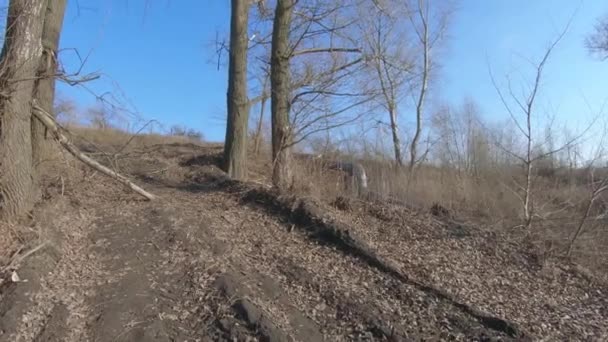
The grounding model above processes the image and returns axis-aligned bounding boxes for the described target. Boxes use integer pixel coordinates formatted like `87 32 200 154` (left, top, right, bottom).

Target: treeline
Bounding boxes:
221 0 608 232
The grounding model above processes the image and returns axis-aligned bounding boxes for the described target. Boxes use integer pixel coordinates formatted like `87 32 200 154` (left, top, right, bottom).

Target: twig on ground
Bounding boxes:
2 241 49 272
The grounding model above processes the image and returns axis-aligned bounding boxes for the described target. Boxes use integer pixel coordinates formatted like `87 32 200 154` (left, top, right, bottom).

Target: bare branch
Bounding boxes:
586 13 608 60
488 65 529 138
292 47 362 57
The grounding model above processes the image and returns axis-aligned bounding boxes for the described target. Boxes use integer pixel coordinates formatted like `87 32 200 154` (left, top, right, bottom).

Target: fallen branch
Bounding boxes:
5 241 49 271
32 103 158 201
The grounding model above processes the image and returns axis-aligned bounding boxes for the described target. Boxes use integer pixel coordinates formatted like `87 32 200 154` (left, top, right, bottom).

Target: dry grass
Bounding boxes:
68 126 204 154
281 150 608 274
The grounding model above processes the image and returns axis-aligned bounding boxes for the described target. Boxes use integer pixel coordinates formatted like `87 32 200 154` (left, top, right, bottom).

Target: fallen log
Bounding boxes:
32 103 157 201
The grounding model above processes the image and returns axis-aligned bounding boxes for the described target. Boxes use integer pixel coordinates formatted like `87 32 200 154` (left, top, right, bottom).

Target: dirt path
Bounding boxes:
85 204 194 342
72 164 518 340
4 174 511 340
2 143 606 341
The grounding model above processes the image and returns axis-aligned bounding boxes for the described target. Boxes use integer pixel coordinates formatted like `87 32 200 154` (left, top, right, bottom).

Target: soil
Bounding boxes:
1 142 607 341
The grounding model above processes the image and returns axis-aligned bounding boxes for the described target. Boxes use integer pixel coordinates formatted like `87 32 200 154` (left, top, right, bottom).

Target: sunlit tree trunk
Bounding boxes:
32 0 67 174
252 96 267 156
253 77 269 156
0 0 47 221
388 104 403 167
409 21 429 173
223 0 251 180
270 0 294 190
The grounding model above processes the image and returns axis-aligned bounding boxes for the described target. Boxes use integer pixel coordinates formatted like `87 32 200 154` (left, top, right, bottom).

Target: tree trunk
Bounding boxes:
0 0 47 221
223 0 250 180
409 19 429 173
523 161 533 228
253 92 267 156
31 0 66 183
567 193 595 257
270 0 294 190
388 105 403 167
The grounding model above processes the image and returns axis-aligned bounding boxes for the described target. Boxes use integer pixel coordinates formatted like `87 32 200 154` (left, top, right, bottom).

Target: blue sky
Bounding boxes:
54 0 607 142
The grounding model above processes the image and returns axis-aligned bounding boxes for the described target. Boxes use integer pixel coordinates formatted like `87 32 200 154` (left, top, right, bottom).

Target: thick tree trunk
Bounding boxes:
270 0 294 190
0 0 47 221
32 0 67 171
223 0 251 180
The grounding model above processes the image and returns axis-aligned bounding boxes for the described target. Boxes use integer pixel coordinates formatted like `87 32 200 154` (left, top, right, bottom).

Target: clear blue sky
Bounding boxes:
55 0 607 142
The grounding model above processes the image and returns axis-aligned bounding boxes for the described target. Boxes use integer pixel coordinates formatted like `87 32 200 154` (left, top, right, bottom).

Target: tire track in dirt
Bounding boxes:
87 206 172 341
83 202 221 342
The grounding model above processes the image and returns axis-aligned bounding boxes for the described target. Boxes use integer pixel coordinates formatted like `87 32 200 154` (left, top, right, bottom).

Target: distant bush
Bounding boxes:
169 125 204 141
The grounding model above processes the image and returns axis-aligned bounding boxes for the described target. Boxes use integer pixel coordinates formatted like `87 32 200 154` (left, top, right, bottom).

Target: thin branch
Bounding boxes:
292 47 361 57
488 65 529 138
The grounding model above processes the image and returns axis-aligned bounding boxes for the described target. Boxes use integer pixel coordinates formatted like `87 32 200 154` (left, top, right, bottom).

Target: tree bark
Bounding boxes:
270 0 294 190
0 0 47 221
223 0 251 180
32 0 67 171
253 92 267 156
373 57 403 167
409 31 428 173
388 105 403 167
567 178 608 257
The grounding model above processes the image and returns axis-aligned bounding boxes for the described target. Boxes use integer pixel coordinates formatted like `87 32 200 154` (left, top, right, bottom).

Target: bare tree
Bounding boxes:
252 71 269 155
54 96 78 126
359 2 413 166
214 1 273 158
87 106 113 129
405 0 451 172
0 0 47 220
563 122 608 256
586 13 608 60
237 6 272 156
567 168 608 257
269 0 372 189
224 0 251 180
270 0 295 190
31 0 67 170
431 99 488 177
489 26 580 229
170 124 204 141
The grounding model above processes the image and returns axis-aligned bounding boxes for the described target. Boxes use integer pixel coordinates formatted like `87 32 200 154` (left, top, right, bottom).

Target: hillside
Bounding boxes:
1 139 606 341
